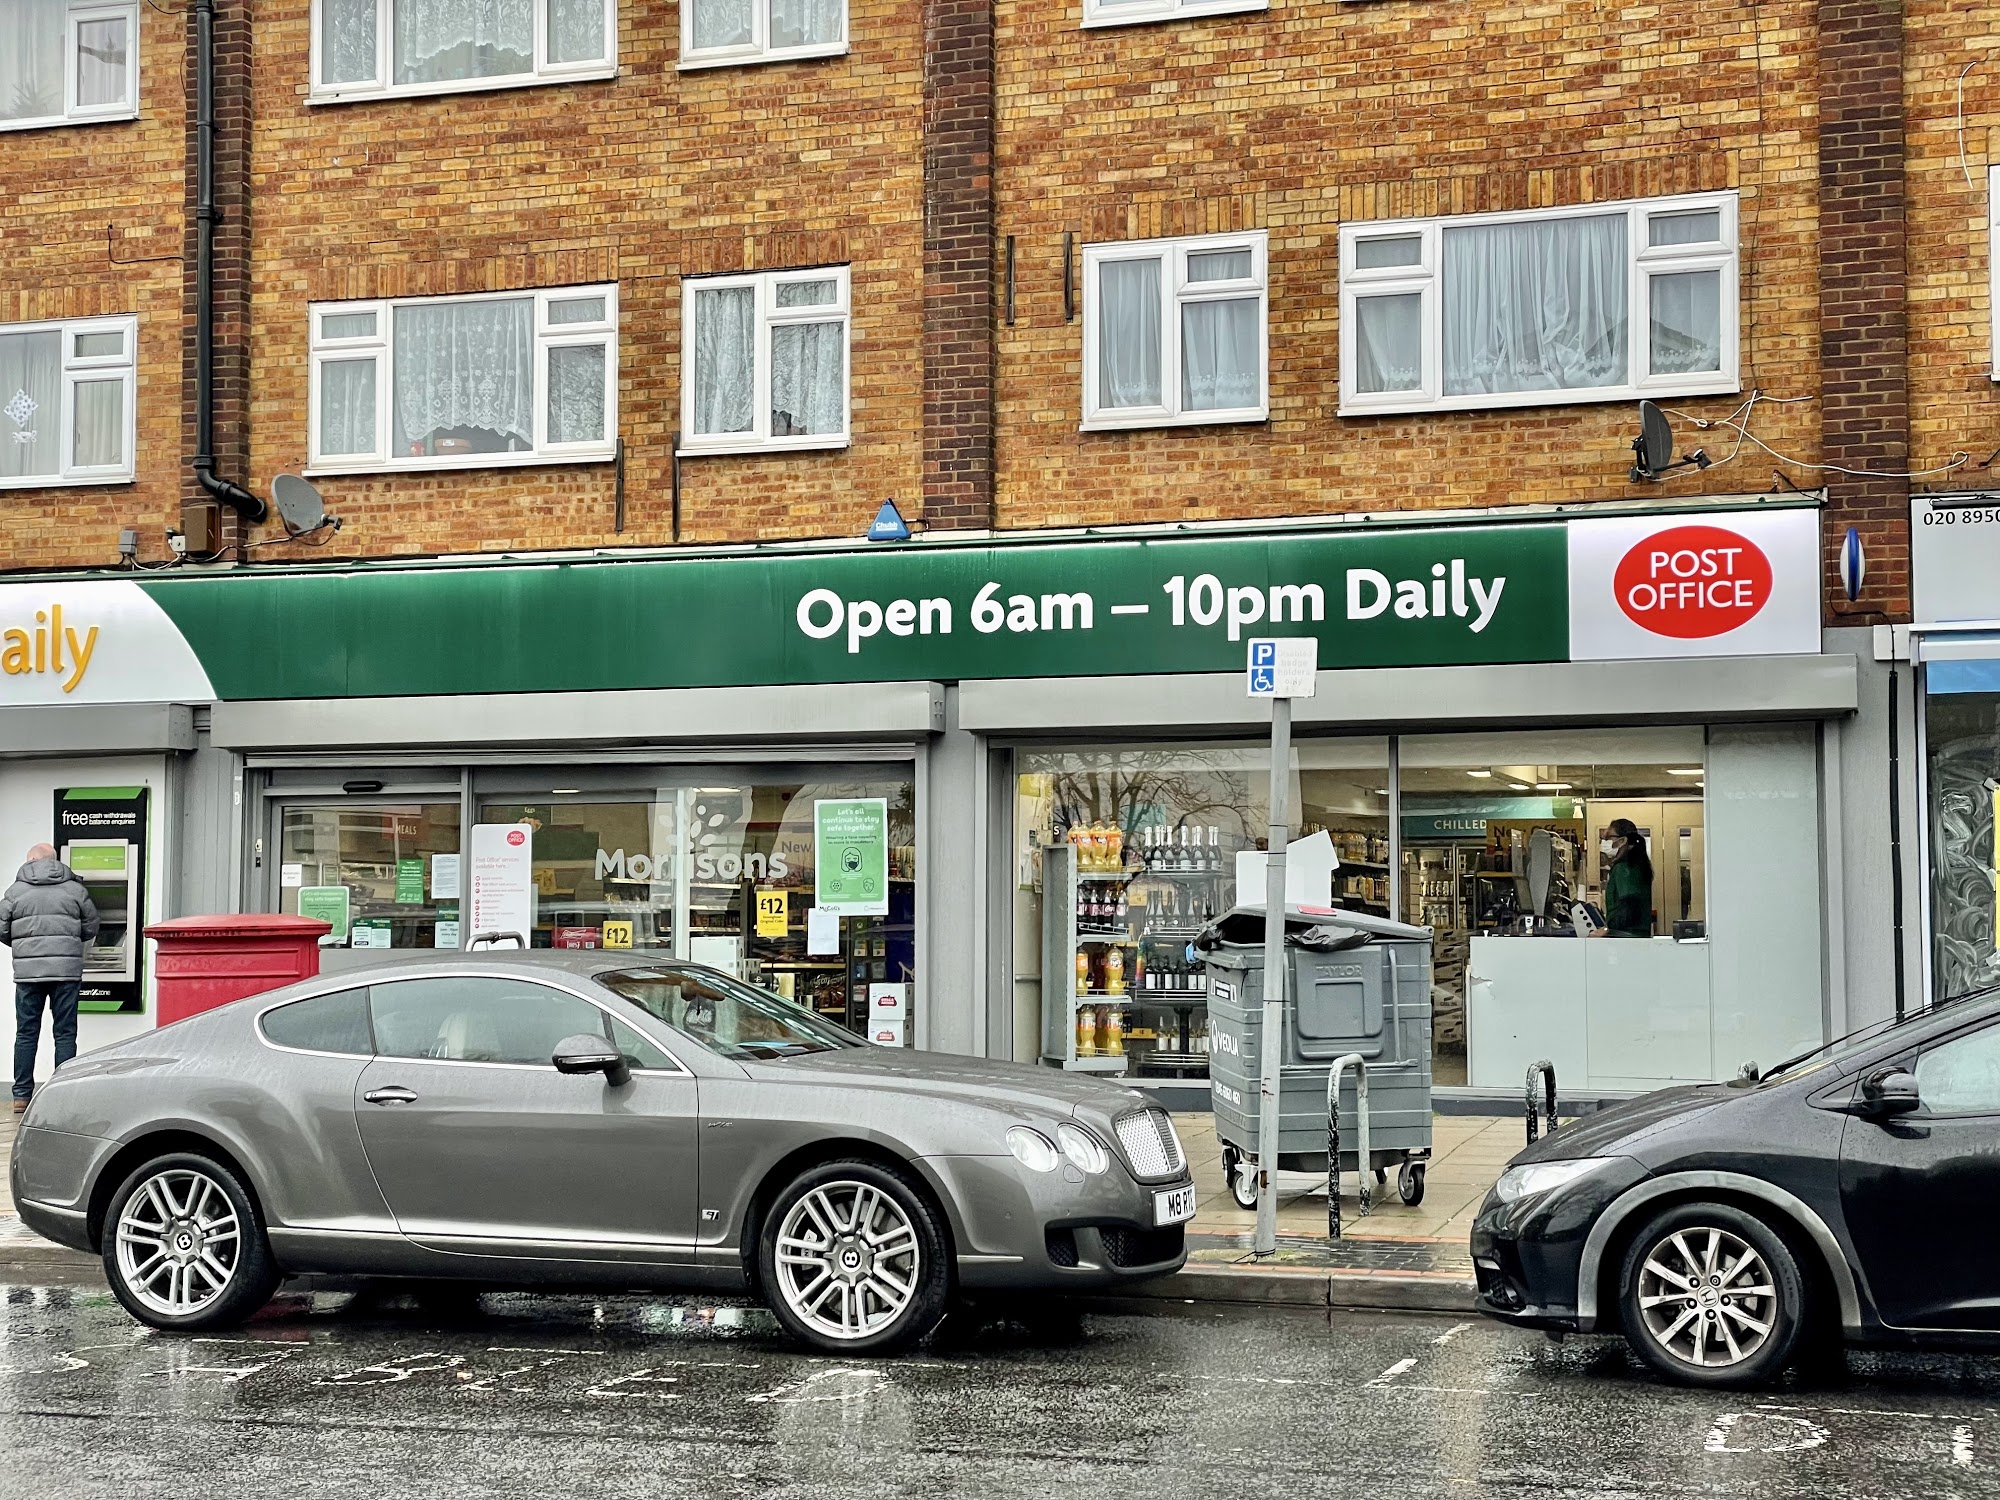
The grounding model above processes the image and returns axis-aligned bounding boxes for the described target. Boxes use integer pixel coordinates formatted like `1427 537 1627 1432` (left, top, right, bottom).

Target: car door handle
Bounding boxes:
363 1086 418 1105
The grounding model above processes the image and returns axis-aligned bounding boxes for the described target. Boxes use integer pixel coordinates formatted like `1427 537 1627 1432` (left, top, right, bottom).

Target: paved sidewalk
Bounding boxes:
0 1108 1518 1309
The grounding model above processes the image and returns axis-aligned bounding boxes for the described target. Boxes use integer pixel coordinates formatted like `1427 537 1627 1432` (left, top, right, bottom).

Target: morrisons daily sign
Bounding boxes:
0 508 1819 705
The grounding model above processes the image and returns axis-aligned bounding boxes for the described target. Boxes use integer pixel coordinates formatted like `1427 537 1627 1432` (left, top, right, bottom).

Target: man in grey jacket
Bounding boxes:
2 844 100 1113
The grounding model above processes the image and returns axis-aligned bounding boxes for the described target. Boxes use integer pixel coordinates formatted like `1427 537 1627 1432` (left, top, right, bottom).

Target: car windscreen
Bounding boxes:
598 966 867 1061
1757 987 2000 1086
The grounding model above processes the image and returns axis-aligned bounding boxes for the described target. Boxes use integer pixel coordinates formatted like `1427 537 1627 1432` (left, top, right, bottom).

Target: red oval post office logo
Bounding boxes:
1613 525 1774 639
506 829 526 846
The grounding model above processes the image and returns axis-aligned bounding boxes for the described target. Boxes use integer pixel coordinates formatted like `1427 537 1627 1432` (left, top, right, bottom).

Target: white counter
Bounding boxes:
1466 935 1720 1091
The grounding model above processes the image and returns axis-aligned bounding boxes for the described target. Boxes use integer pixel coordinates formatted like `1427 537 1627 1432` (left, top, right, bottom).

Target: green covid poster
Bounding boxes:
814 798 888 916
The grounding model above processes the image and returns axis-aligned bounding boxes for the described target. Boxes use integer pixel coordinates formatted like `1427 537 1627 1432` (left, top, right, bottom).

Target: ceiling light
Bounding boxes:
550 788 581 795
1466 770 1493 778
1667 768 1704 776
1509 783 1531 792
1536 782 1571 791
1372 789 1389 796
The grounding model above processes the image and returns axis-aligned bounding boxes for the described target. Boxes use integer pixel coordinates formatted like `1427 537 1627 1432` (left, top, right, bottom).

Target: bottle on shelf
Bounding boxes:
1105 946 1125 994
1075 949 1091 993
1104 1006 1124 1057
1075 1009 1097 1057
1107 822 1125 870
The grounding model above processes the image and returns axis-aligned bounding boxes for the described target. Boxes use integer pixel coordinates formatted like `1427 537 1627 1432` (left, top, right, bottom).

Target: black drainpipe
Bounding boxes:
192 0 266 524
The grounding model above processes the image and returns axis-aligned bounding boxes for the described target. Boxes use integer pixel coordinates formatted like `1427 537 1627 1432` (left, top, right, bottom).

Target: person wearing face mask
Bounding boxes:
1598 818 1654 938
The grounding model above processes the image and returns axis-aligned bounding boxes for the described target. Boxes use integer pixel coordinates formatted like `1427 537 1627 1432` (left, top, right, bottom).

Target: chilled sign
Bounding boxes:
1611 524 1774 639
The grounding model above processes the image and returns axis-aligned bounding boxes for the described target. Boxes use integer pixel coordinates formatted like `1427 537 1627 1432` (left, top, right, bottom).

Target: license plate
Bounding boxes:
1154 1184 1196 1226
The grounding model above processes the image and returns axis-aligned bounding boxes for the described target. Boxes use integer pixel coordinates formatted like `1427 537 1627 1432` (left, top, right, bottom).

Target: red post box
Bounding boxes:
144 914 333 1026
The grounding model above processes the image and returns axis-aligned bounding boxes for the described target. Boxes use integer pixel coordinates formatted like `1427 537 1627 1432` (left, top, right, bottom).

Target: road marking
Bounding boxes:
1432 1322 1474 1345
1955 1427 1975 1468
317 1352 464 1386
1707 1413 1830 1454
1368 1358 1417 1385
746 1366 889 1405
587 1367 682 1402
1760 1402 1989 1423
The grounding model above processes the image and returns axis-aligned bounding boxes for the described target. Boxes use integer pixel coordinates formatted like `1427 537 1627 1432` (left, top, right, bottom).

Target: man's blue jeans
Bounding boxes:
13 981 80 1102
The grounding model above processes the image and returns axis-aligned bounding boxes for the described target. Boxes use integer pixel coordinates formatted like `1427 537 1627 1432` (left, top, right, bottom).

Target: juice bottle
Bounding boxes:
1104 1007 1125 1056
1104 946 1125 994
1107 822 1125 870
1094 1005 1114 1057
1075 1009 1096 1057
1075 949 1091 992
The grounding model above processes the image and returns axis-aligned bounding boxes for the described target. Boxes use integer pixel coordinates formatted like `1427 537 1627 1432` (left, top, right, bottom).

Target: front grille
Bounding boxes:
1044 1228 1080 1268
1113 1108 1187 1179
1100 1224 1184 1269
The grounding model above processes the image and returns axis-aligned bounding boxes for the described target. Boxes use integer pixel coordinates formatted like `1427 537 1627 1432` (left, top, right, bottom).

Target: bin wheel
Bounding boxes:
1226 1152 1259 1211
1398 1162 1426 1207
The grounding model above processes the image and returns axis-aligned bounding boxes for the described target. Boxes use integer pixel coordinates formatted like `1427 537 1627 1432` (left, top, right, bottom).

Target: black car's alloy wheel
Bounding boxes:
757 1159 951 1354
101 1153 280 1332
1618 1202 1806 1388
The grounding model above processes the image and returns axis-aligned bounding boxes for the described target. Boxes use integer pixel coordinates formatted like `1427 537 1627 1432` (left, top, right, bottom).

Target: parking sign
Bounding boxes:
1246 637 1318 698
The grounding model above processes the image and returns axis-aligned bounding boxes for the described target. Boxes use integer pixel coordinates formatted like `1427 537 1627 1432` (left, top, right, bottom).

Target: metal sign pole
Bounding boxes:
1254 692 1291 1257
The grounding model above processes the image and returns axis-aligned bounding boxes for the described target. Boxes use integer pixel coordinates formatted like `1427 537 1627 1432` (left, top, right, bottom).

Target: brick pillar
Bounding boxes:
180 0 254 552
1817 0 1910 623
919 0 996 531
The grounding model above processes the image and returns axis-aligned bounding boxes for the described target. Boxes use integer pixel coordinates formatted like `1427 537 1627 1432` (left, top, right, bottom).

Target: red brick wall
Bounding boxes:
0 5 187 568
1819 0 1909 623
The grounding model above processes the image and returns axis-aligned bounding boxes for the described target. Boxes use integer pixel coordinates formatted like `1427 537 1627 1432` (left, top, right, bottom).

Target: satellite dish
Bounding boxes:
271 473 327 533
1628 401 1710 483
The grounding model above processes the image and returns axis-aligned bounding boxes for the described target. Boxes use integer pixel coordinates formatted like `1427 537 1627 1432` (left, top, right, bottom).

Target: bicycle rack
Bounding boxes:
1326 1052 1370 1240
1525 1059 1558 1146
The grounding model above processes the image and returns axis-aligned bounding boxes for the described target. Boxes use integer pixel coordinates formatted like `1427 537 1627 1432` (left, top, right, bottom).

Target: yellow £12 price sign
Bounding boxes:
601 920 634 950
755 889 788 938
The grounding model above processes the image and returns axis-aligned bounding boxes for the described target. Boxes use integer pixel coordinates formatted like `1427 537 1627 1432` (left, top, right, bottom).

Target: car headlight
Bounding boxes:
1056 1123 1109 1175
1492 1158 1612 1205
1006 1126 1061 1173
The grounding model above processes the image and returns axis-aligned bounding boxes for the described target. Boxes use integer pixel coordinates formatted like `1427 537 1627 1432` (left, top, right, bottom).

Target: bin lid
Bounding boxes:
1193 903 1431 953
145 913 334 941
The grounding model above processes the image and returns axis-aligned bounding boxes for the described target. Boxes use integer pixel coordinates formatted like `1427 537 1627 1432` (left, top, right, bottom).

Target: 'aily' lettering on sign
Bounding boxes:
1 604 98 692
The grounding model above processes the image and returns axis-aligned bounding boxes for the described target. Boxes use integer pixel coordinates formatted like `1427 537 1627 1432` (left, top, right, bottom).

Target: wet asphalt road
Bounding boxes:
3 1284 2000 1499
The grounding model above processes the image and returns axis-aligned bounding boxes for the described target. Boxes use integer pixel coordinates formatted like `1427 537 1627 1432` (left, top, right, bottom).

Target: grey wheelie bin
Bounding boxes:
1197 904 1435 1209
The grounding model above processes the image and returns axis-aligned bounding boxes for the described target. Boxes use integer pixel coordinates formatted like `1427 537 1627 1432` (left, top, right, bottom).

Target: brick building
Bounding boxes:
0 0 1987 1093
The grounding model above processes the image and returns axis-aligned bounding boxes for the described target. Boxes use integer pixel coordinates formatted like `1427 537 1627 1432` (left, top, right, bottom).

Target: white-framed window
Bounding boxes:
679 0 844 68
1081 230 1268 431
1 0 139 132
679 266 850 456
307 285 618 473
1338 192 1740 416
0 317 136 489
1989 166 2000 382
310 0 614 102
1081 0 1262 28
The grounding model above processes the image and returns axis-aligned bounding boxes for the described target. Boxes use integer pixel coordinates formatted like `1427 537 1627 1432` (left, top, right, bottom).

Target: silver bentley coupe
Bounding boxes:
9 954 1195 1353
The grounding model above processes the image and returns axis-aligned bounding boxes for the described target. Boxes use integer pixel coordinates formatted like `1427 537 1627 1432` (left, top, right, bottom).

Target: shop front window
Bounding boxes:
1400 730 1706 1087
1926 667 2000 1003
277 803 462 952
1013 740 1389 1078
479 768 916 1039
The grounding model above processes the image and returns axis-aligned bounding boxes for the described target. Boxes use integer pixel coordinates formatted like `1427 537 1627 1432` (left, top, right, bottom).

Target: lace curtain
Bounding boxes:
693 287 754 435
0 330 61 481
318 358 378 457
689 0 751 51
0 0 65 122
1353 293 1422 395
547 344 606 444
1647 269 1722 376
1180 298 1258 411
548 0 604 62
770 322 842 436
395 0 533 84
1097 258 1161 410
71 379 123 468
74 15 127 107
769 0 840 48
1442 213 1627 397
321 0 378 83
391 298 534 455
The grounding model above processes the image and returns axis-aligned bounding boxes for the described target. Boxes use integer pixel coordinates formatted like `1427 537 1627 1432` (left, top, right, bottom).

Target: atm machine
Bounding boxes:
59 838 137 991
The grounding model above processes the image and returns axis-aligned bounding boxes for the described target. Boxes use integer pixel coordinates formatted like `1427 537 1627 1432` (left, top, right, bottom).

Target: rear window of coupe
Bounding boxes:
260 989 374 1056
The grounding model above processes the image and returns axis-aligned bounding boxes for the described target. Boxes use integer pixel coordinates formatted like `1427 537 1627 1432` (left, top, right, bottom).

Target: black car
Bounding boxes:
1471 985 2000 1387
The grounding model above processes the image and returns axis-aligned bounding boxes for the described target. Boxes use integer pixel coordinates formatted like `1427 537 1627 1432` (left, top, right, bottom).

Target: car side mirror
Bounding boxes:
552 1033 631 1088
1858 1066 1921 1119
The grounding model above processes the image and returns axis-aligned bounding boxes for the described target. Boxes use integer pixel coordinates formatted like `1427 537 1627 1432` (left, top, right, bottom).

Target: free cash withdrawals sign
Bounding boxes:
0 506 1820 705
814 798 888 916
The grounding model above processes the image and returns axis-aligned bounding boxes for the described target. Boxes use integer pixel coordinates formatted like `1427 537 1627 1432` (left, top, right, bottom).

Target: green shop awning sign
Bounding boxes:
0 507 1821 705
